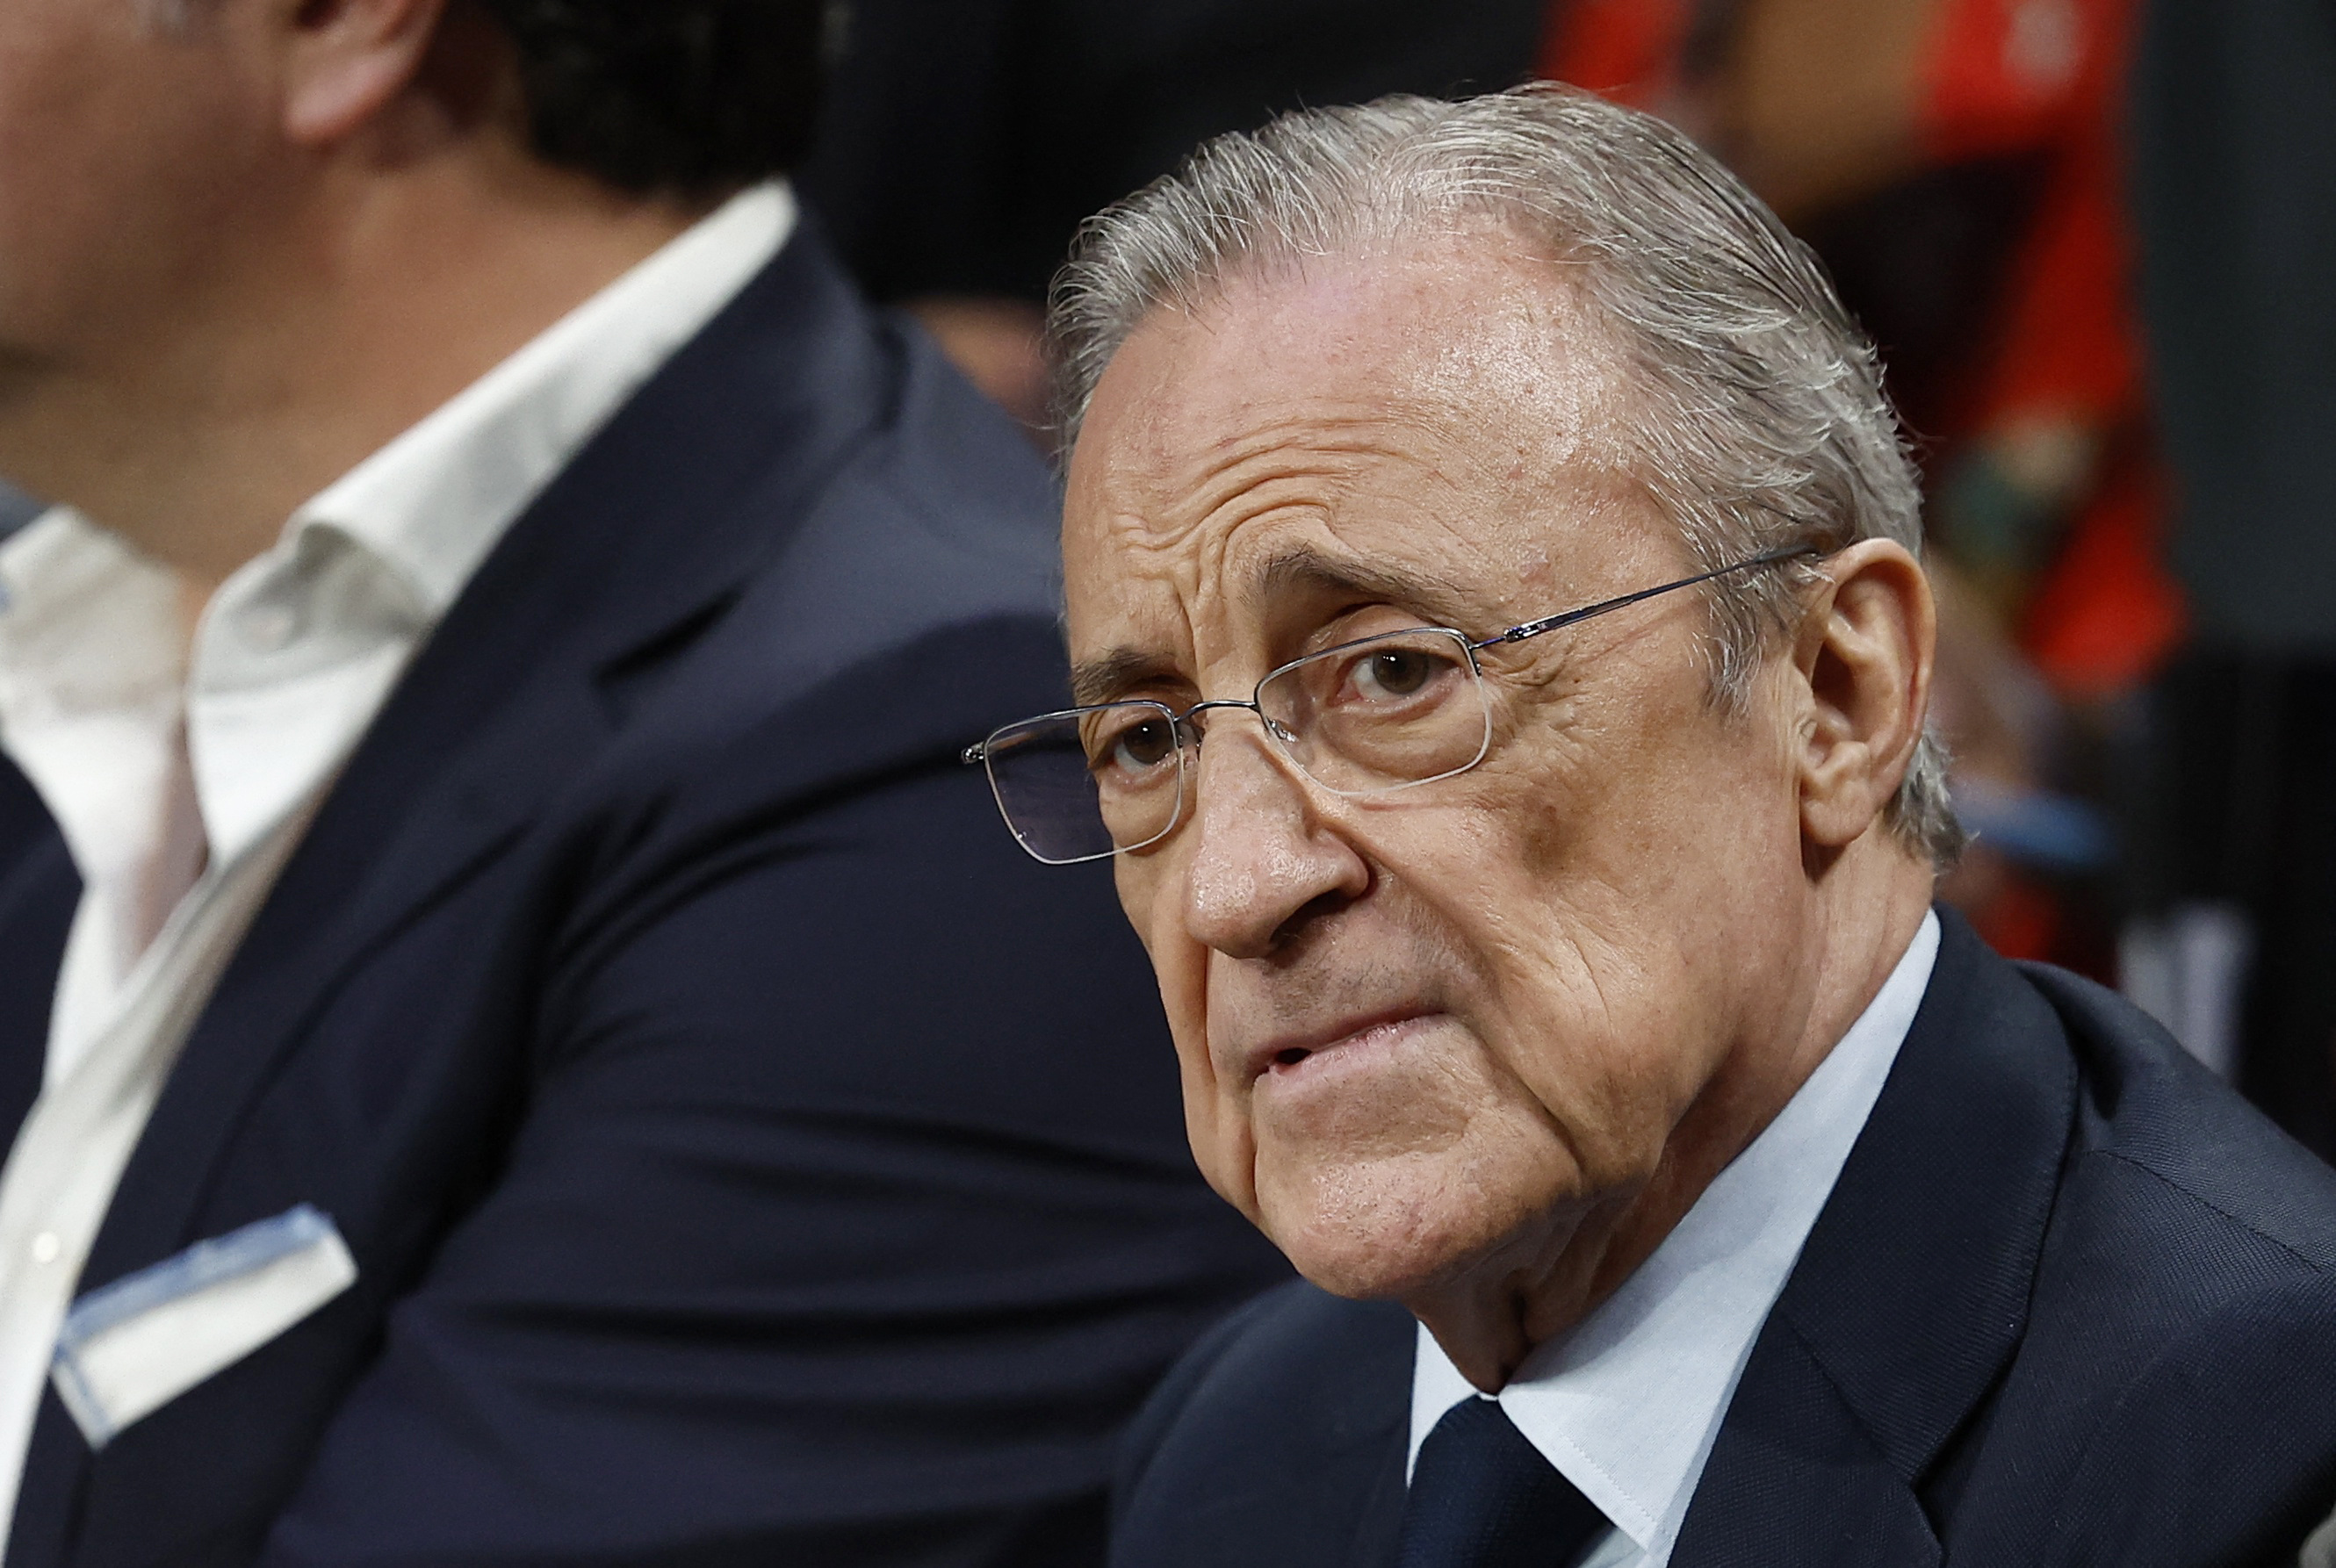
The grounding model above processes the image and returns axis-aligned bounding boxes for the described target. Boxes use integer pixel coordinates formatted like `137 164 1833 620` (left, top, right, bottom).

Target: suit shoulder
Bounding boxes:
2021 960 2336 1270
861 313 1062 542
2022 1272 2336 1563
1952 961 2336 1552
1121 1282 1412 1476
589 325 1070 799
741 321 1063 673
1115 1284 1313 1494
569 612 1073 919
1113 1283 1413 1568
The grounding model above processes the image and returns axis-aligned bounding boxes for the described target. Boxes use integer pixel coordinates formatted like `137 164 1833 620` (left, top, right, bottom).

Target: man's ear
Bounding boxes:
1788 538 1936 852
276 0 452 147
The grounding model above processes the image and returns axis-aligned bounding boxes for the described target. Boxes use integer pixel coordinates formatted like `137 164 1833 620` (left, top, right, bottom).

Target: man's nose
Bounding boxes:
1179 723 1368 960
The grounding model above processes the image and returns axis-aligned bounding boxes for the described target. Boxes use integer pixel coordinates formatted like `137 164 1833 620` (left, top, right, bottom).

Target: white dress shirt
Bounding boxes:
0 181 796 1543
1409 911 1942 1568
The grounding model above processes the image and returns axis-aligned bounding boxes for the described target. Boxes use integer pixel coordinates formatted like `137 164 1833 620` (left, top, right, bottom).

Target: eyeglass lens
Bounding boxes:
979 627 1493 865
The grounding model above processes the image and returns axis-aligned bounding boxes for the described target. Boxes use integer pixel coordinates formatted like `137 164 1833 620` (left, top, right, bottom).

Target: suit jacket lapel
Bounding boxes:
1672 910 2078 1564
71 228 892 1300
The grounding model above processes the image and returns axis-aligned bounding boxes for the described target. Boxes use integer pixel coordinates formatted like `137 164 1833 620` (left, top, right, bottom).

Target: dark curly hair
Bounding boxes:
472 0 831 197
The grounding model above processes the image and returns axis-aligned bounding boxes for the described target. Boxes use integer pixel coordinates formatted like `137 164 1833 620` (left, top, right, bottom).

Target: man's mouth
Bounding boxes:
1245 1008 1438 1081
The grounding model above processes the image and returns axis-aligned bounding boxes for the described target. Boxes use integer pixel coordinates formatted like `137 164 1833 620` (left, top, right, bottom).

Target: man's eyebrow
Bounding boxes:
1069 553 1482 707
1253 547 1480 630
1070 647 1184 708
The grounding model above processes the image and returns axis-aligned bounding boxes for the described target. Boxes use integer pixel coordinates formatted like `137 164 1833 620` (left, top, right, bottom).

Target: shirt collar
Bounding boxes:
1408 910 1942 1564
0 181 797 881
285 179 797 618
0 512 182 704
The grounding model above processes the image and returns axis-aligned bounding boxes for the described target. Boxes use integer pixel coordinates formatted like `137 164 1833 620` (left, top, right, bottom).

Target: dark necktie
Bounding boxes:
1395 1396 1613 1568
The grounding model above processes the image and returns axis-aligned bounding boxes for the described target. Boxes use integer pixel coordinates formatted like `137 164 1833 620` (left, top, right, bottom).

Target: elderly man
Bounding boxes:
965 86 2336 1565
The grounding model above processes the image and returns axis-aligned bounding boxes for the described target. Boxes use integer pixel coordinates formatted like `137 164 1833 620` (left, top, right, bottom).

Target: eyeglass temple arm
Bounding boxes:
1471 543 1823 651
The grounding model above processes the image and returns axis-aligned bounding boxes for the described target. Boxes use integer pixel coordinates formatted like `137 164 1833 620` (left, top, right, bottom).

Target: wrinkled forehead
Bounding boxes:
1058 231 1654 658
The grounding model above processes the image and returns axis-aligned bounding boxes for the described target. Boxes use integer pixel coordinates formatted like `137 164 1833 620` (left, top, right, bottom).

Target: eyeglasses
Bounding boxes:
965 543 1820 865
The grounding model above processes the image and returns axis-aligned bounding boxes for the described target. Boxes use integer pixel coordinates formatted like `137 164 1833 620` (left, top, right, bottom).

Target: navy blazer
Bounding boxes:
1113 910 2336 1567
0 230 1286 1568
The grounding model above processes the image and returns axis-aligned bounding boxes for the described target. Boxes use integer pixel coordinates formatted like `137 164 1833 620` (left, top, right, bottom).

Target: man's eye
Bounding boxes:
1348 646 1449 702
1091 716 1178 773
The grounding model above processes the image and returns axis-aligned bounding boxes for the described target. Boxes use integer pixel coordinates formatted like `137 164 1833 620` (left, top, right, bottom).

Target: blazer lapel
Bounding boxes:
1672 910 2079 1564
70 228 893 1305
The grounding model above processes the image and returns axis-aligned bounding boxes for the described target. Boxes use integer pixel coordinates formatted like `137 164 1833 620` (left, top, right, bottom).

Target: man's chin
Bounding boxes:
1256 1172 1528 1303
1280 1245 1447 1302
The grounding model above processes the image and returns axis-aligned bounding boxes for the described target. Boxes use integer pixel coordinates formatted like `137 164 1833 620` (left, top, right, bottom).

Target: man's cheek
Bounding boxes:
1119 864 1186 960
1178 1071 1263 1219
1136 881 1208 1028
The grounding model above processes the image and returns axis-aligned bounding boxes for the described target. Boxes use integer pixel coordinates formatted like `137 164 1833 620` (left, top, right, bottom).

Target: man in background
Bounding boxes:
0 2 1280 1564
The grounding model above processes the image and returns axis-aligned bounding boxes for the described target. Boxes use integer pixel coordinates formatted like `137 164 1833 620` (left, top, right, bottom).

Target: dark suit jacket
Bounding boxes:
0 228 1285 1568
1112 910 2336 1567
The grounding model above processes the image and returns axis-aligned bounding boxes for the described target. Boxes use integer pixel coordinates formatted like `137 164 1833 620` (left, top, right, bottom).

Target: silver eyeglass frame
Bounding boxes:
963 543 1821 865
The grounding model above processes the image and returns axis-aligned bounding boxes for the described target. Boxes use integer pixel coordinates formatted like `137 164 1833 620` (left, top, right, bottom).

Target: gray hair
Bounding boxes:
1047 83 1963 868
